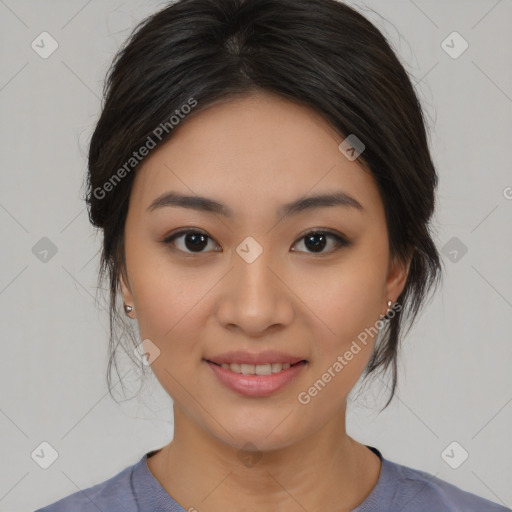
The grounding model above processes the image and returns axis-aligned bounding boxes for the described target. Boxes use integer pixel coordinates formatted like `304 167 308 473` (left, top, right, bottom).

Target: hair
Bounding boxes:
84 0 443 409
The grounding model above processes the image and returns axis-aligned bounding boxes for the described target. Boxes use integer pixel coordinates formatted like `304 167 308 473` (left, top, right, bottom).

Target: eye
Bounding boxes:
291 230 350 254
162 228 350 255
163 229 220 254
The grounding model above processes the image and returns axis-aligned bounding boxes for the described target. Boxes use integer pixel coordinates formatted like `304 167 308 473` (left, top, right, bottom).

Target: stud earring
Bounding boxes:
123 303 133 316
382 300 393 319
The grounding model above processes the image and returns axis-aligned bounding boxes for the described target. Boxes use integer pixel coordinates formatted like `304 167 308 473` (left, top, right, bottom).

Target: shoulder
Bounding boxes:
386 458 511 511
34 457 141 512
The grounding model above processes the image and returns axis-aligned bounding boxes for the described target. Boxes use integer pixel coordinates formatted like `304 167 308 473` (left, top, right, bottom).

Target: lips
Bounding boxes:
205 359 308 396
203 350 309 396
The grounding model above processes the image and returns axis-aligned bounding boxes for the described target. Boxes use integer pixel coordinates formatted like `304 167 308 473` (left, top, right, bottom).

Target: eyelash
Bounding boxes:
162 228 351 255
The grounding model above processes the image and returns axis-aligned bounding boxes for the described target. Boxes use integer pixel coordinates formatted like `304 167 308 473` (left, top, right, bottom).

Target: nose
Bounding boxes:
214 244 294 337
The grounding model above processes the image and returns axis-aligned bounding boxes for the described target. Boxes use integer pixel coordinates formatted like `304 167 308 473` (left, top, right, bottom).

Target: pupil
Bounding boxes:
305 233 326 252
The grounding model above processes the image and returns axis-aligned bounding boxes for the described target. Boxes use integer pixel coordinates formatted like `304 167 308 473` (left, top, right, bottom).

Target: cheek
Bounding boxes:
129 264 208 397
133 272 206 342
291 260 387 403
292 264 384 411
296 256 386 349
127 254 228 385
126 235 205 334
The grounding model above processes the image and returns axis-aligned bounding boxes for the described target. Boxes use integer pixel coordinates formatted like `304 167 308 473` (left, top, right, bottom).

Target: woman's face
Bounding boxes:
120 92 409 452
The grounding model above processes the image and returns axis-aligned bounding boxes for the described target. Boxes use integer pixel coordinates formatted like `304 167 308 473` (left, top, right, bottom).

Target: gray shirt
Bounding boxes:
35 446 511 512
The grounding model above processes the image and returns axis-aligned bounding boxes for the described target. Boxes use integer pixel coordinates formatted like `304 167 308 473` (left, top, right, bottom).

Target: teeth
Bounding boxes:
219 362 292 374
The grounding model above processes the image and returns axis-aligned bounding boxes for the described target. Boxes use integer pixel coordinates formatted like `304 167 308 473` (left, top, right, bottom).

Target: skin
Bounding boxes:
119 91 411 512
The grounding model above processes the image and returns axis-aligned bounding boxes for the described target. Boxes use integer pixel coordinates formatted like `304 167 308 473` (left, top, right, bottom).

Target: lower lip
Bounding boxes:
205 360 307 397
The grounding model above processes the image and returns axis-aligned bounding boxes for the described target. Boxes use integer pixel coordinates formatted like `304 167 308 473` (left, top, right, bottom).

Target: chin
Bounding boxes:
209 416 307 454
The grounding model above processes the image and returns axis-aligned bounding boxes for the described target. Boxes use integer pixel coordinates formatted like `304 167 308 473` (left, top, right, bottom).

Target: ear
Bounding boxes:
385 250 412 305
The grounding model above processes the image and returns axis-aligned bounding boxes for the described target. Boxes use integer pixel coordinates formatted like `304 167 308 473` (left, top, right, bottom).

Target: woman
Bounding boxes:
36 0 510 510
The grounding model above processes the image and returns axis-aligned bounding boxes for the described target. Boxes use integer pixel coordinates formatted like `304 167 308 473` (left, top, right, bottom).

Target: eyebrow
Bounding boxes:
146 190 364 218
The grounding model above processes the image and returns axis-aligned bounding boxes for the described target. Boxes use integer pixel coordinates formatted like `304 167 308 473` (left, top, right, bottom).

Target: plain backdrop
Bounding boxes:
0 0 511 511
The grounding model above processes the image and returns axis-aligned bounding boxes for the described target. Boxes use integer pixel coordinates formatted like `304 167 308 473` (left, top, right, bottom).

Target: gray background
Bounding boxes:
1 0 511 511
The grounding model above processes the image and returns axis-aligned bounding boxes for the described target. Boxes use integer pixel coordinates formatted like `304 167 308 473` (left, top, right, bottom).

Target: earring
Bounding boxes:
384 300 393 319
123 303 133 316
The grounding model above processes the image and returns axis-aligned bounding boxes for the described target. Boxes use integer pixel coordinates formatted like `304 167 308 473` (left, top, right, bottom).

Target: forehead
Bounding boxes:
129 92 382 221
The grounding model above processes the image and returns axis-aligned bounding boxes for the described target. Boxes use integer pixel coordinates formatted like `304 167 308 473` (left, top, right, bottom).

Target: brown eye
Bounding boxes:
163 229 220 253
291 230 350 254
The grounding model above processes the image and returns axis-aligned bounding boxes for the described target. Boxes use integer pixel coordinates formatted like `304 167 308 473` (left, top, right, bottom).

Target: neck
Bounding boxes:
147 404 382 512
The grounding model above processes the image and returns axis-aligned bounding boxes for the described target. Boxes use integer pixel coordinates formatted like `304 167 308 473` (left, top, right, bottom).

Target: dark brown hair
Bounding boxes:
84 0 443 409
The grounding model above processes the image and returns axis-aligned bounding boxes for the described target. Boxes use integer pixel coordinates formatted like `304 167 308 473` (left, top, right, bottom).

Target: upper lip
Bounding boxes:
205 350 307 366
